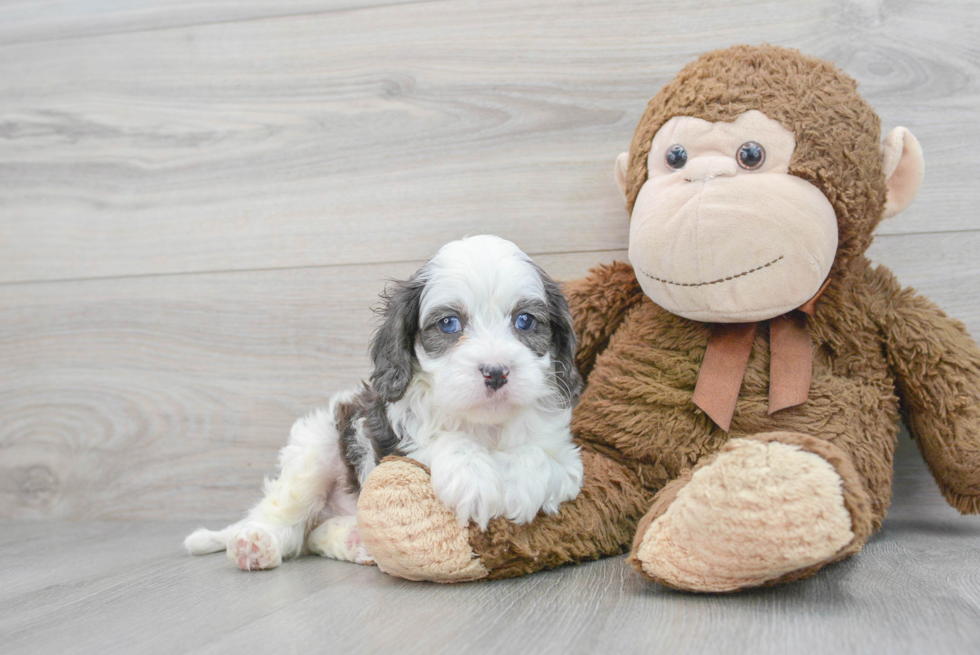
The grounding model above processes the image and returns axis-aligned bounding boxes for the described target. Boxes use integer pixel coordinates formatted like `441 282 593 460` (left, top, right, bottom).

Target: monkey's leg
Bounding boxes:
628 432 875 592
356 449 652 582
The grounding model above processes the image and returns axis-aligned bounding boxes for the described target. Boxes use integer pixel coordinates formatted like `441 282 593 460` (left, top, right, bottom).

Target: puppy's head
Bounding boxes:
370 235 581 425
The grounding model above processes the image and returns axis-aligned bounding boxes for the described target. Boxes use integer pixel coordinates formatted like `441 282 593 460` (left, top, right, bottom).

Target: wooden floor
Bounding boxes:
3 434 980 654
2 0 980 652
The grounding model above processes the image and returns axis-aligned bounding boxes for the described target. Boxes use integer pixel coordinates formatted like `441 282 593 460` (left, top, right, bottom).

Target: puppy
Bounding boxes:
184 235 584 570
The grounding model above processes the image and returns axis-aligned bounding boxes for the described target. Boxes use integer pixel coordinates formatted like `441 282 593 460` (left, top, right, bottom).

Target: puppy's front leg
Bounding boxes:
418 433 503 530
541 440 585 515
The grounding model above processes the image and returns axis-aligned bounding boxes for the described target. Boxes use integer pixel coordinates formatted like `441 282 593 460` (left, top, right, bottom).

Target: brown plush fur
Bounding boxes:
473 448 653 580
359 44 980 589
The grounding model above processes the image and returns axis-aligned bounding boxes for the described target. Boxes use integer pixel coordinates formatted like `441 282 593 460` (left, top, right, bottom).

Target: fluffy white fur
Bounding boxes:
184 396 370 570
184 235 583 571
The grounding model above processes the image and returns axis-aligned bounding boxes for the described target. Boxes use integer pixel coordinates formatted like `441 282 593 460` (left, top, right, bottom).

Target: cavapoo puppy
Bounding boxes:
184 235 584 570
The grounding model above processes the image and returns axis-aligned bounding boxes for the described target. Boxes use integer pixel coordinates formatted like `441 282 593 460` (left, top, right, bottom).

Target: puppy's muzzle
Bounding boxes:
480 365 509 391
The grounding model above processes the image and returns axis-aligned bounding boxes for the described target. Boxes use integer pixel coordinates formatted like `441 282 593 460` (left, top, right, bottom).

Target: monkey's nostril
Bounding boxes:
480 365 509 391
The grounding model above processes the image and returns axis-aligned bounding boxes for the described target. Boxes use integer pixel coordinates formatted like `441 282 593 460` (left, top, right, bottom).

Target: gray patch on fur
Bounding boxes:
511 299 552 356
334 400 363 493
418 304 468 357
531 263 583 406
336 384 405 493
370 268 427 402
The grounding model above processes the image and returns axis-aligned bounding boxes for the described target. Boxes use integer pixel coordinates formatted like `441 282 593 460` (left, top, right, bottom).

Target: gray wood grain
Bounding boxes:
0 251 624 520
0 0 427 46
2 233 978 521
2 1 980 650
1 0 978 283
1 434 978 655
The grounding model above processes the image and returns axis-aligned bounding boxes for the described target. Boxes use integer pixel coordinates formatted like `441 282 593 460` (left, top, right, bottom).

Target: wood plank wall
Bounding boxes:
2 0 978 520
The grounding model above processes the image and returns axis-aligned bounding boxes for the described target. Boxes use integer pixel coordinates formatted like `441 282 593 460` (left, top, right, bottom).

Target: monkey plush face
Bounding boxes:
616 46 925 324
626 110 837 323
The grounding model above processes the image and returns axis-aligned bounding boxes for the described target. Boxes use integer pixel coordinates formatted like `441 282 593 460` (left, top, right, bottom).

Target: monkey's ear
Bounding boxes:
881 127 924 219
614 152 629 199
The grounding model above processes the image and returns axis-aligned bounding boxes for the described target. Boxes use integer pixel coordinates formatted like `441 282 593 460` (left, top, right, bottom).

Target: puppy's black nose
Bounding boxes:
480 365 509 391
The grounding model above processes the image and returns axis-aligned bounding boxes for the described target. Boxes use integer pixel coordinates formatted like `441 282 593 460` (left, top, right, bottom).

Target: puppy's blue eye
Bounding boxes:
515 313 535 331
439 316 461 334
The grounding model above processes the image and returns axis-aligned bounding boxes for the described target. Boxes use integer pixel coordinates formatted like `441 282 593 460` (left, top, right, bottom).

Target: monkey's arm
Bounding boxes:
562 261 645 382
882 285 980 514
358 448 653 582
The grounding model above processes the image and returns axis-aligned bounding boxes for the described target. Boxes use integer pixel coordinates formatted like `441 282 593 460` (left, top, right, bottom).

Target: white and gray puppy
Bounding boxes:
184 235 583 570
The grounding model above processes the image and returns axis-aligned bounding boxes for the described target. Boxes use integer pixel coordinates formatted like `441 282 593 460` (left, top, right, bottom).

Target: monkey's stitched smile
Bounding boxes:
637 255 784 288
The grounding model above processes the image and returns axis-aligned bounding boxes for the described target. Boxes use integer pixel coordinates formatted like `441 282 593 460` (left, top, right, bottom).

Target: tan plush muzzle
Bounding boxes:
627 111 838 323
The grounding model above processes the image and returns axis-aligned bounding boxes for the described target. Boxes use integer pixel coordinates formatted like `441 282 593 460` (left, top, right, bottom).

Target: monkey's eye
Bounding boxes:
439 316 461 334
515 313 535 331
737 141 766 170
665 144 688 170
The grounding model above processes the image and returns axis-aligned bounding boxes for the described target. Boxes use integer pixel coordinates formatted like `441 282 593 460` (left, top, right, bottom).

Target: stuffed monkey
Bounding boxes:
355 44 980 592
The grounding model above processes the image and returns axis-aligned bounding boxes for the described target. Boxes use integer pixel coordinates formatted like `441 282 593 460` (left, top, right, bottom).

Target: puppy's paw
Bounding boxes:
308 516 375 565
501 480 547 524
227 524 282 571
431 454 503 530
541 447 585 515
493 448 550 524
493 444 584 519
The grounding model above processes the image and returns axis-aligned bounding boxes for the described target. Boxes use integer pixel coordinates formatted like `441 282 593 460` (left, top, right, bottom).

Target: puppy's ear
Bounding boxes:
370 274 425 402
535 265 583 406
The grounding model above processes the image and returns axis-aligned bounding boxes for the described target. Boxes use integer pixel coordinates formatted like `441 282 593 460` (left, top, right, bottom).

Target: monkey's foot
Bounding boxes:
228 524 282 571
356 457 488 583
629 433 871 592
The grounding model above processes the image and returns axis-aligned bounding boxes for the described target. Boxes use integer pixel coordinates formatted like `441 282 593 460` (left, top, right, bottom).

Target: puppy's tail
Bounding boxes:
183 522 242 555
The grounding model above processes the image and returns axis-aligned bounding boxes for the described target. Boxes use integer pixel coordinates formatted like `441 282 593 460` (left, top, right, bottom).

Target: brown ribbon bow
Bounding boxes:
691 279 830 432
